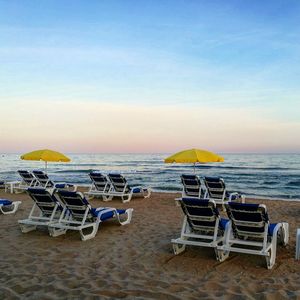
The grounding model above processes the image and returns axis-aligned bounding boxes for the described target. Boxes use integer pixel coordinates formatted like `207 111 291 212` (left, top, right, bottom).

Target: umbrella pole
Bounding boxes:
194 163 195 173
45 161 47 172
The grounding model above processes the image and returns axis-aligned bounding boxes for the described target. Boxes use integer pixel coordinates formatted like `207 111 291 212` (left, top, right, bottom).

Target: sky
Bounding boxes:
0 0 299 153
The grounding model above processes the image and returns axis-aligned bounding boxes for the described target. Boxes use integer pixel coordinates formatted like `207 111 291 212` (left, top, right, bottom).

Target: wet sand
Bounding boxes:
0 190 300 299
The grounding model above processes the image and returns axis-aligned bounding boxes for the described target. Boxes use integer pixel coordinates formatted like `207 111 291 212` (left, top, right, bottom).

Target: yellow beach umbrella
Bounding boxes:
165 148 224 172
20 149 70 170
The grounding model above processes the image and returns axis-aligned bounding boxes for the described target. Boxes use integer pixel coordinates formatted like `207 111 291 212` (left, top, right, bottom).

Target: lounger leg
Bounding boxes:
241 195 246 203
117 208 133 226
19 223 37 233
266 243 277 269
48 227 67 237
102 195 113 202
85 194 95 200
143 188 151 198
80 223 100 241
121 194 132 203
280 222 289 246
215 248 230 262
266 223 285 269
172 243 186 255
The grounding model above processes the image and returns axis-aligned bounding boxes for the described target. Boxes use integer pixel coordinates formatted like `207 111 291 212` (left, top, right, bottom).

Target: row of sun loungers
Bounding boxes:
172 197 289 269
15 170 77 193
181 174 245 208
18 188 133 241
86 172 151 202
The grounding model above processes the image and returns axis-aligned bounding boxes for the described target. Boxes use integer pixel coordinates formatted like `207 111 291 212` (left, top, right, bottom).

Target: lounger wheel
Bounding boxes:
172 243 186 255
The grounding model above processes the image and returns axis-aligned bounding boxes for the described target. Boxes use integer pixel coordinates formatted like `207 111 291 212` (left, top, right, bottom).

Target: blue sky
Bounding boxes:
0 0 299 152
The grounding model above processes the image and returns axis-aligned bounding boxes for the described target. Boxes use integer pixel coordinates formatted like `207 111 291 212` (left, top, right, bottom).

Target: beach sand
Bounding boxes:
0 190 300 299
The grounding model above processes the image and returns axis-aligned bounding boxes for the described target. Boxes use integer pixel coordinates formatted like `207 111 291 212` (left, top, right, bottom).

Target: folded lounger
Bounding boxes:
0 199 21 214
18 188 66 236
107 174 151 203
85 171 113 201
13 170 39 193
171 198 229 261
32 170 77 192
49 190 133 241
204 177 245 208
218 202 289 269
181 174 205 198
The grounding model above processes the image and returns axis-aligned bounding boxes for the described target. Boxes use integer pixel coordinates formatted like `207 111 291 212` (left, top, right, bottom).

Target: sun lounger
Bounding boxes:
218 202 289 269
13 170 39 193
85 171 113 201
204 176 245 208
0 199 21 214
32 170 77 192
106 174 151 203
49 190 133 241
171 198 229 261
18 188 66 236
181 174 205 198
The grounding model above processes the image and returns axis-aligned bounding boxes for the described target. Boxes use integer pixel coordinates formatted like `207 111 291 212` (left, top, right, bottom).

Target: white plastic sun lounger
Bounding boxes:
203 177 245 209
217 202 289 269
106 174 151 203
85 171 113 201
181 174 206 198
18 188 66 236
49 190 133 241
13 170 39 193
171 197 229 261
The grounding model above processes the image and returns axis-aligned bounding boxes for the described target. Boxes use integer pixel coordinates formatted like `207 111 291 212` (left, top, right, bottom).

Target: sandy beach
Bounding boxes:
0 190 300 299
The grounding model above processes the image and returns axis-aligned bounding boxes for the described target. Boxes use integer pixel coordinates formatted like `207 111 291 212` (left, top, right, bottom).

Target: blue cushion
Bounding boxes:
132 187 142 193
55 183 66 188
219 218 229 230
268 223 278 236
0 199 12 205
91 208 126 221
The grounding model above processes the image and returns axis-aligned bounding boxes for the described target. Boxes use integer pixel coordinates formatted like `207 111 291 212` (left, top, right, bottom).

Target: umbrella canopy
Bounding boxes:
165 148 224 164
20 149 70 170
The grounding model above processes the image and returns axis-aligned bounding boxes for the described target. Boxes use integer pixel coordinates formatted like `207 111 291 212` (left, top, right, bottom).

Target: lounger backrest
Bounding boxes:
27 188 61 216
181 174 202 197
57 190 94 222
18 170 37 186
204 177 226 200
108 174 130 193
89 172 110 192
180 198 220 232
225 202 269 238
33 170 54 188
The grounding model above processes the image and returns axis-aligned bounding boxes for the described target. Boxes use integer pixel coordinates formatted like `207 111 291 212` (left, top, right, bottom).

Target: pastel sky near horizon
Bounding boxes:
0 0 299 153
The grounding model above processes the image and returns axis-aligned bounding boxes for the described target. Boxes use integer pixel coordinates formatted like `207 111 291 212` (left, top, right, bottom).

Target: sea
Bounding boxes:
1 153 300 200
